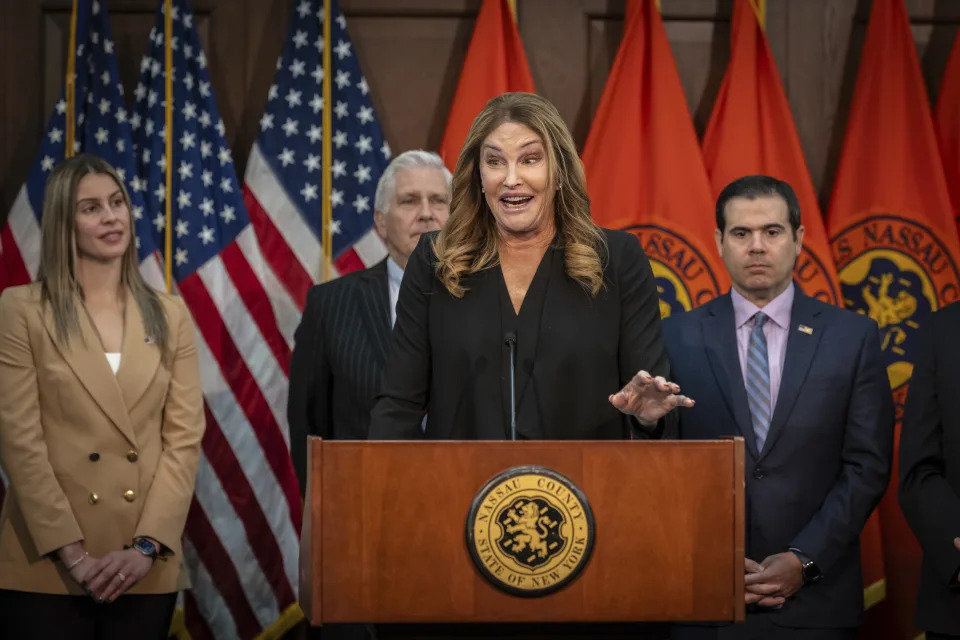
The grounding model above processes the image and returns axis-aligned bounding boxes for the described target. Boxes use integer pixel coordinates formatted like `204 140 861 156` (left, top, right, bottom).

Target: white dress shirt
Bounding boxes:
387 256 404 328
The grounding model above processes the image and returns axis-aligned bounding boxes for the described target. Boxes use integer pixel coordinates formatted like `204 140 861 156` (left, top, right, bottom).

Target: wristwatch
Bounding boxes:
789 547 822 584
132 537 159 560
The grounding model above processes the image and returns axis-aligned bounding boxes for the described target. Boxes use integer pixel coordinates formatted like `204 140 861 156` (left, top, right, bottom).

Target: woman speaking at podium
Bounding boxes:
370 93 691 441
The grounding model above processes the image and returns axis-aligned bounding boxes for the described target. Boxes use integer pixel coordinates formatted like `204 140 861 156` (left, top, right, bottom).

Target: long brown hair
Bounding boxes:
433 92 607 297
37 154 170 359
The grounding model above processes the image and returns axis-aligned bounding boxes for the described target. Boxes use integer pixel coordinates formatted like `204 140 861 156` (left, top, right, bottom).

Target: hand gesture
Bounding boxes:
83 548 155 603
66 554 106 593
744 553 803 607
58 542 104 596
743 557 784 607
609 370 694 424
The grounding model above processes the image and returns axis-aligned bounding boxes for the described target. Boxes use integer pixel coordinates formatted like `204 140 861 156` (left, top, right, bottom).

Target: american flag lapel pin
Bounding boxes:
798 324 813 335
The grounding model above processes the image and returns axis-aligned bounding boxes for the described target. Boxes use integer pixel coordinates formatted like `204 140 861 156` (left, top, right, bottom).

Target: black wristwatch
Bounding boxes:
789 547 822 584
131 537 159 560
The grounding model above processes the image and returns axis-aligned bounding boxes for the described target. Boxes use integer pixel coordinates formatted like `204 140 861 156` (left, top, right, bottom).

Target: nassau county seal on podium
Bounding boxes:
465 466 595 597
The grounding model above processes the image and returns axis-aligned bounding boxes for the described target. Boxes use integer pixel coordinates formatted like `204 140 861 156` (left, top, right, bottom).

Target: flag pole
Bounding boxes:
65 0 79 159
163 0 174 292
320 0 333 282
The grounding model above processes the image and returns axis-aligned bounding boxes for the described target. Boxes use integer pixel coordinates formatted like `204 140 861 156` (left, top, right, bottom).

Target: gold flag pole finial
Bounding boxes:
163 0 174 292
320 0 334 282
65 0 79 159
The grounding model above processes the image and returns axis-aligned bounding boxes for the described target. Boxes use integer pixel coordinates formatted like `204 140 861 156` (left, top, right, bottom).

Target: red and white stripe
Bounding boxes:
1 186 43 288
174 225 304 639
243 143 386 318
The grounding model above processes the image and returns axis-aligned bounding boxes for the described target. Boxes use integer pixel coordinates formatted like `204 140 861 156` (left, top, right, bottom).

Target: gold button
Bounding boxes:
126 451 138 463
123 490 136 502
88 493 99 505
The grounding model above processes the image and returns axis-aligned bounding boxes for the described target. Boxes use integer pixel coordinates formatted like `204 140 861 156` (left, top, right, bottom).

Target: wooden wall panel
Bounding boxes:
1 1 44 221
2 0 960 231
343 8 477 152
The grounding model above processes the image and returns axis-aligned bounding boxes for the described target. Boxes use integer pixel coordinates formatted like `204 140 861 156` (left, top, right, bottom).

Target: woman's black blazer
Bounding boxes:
368 228 669 440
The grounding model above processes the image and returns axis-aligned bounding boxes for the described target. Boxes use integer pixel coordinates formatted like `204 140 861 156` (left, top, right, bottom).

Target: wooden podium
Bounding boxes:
300 438 745 625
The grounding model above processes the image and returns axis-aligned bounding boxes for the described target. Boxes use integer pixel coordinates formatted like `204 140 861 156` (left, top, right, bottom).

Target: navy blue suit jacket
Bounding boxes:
662 290 894 629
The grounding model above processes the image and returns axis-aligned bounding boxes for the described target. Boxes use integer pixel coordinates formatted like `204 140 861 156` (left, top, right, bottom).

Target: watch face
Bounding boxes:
135 538 157 555
803 563 822 583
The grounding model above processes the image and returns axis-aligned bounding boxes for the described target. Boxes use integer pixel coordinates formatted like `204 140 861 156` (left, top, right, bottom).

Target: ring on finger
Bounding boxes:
116 572 126 581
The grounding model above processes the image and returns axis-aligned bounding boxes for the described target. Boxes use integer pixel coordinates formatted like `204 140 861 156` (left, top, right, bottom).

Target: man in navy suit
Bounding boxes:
663 175 894 639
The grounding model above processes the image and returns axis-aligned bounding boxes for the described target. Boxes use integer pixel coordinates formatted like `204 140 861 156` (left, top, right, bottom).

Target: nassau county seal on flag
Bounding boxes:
623 225 724 318
832 215 960 390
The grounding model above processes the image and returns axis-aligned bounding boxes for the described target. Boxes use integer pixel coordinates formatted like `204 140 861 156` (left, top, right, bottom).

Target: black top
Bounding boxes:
368 228 669 440
899 300 960 634
497 242 554 439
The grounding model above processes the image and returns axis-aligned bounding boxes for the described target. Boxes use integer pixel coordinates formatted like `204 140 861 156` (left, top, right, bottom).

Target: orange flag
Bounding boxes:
827 0 960 636
935 28 960 240
438 0 535 172
701 0 839 305
582 0 729 315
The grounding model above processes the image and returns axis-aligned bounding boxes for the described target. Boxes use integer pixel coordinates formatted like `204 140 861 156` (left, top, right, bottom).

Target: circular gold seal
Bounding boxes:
622 224 723 318
465 466 595 597
832 215 960 389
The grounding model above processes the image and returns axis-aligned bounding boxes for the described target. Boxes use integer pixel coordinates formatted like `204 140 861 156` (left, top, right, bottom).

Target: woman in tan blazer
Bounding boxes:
0 154 204 639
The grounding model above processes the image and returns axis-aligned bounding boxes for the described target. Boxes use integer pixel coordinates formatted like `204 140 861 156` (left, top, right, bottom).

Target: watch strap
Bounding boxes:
788 547 821 584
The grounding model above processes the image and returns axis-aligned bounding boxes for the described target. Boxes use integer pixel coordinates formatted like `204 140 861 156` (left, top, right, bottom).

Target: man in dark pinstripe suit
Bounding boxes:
288 150 451 493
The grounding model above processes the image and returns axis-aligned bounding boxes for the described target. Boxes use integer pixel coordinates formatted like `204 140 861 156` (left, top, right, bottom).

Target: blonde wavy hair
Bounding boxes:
38 154 170 360
433 92 607 297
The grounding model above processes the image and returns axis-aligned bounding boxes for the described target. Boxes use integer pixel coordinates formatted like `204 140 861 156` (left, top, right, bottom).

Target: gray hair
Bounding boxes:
374 149 452 214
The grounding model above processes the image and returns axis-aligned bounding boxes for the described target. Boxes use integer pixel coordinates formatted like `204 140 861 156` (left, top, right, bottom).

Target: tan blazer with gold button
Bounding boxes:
0 283 204 595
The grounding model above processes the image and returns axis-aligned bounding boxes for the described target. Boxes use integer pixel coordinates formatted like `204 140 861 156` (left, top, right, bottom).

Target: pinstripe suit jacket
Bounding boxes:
288 259 391 492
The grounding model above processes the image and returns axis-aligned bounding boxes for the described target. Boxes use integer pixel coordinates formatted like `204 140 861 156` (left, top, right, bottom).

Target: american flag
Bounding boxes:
243 0 389 319
129 0 301 637
0 0 162 291
0 0 162 512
